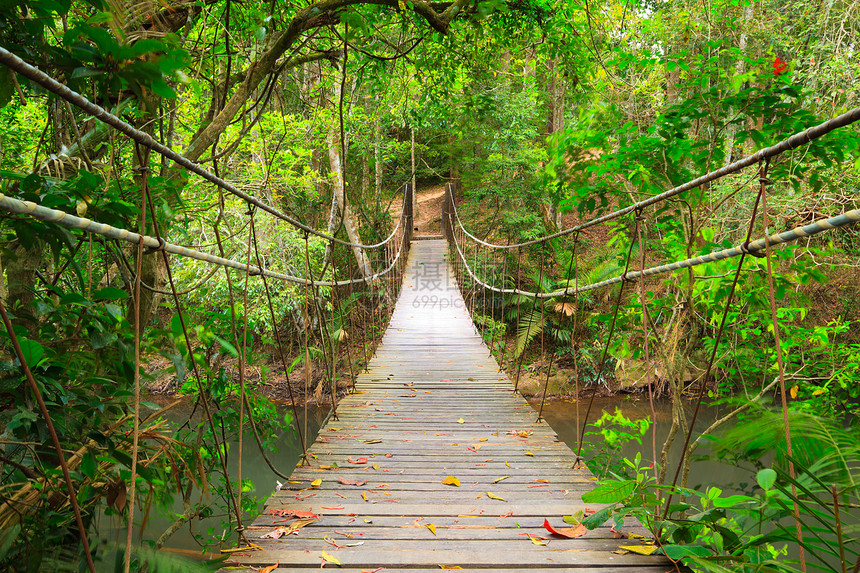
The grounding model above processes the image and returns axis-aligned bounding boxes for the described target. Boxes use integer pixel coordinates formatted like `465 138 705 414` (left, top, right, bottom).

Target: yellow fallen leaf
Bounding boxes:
364 518 373 523
439 566 463 570
790 385 798 399
362 491 369 502
619 545 658 555
372 463 381 470
457 418 465 424
479 437 488 442
426 523 436 535
524 452 534 457
493 476 510 483
311 478 322 487
505 461 511 468
220 543 263 553
321 550 341 565
442 476 461 487
529 536 547 546
486 492 507 502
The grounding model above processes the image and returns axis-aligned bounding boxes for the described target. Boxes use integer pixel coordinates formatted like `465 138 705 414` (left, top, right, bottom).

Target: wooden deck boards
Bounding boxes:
228 240 673 572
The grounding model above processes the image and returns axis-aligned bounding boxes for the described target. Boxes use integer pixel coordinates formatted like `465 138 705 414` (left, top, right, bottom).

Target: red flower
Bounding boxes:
773 57 788 77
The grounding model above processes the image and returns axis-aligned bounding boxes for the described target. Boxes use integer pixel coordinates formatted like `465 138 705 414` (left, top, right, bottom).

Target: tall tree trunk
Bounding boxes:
327 124 372 278
374 117 383 213
723 1 754 165
5 241 43 336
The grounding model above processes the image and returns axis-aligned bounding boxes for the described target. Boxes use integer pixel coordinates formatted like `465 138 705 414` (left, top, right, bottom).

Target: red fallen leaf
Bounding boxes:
500 511 514 518
543 518 587 539
317 437 330 443
321 506 345 510
517 532 548 539
466 447 479 453
270 509 319 520
528 484 549 488
338 478 368 486
583 508 595 515
348 457 368 464
295 492 317 500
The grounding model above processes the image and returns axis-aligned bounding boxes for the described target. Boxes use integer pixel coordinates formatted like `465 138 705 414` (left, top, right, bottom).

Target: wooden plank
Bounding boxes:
231 240 675 571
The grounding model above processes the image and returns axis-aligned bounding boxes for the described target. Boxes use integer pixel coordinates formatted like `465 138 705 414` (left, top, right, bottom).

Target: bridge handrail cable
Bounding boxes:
0 46 405 252
450 105 860 250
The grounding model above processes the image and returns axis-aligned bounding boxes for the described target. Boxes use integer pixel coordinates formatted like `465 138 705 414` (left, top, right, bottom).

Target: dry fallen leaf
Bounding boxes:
311 478 322 487
442 476 461 487
486 492 507 502
348 457 368 465
457 418 465 424
259 563 279 573
543 519 587 539
338 478 367 487
426 523 437 535
321 550 341 565
619 545 658 555
492 476 510 483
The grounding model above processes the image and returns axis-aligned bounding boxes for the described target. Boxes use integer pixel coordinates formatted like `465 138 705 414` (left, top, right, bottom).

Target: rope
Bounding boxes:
0 192 409 288
0 46 408 251
448 105 860 249
449 205 860 299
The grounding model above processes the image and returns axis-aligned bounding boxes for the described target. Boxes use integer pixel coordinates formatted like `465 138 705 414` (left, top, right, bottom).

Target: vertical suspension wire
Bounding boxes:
495 246 509 371
569 233 582 459
123 143 149 573
343 244 359 392
327 239 341 419
538 242 577 422
142 170 246 544
301 233 313 465
761 173 807 571
351 252 370 373
235 205 257 542
248 216 307 472
635 208 659 481
488 248 499 358
514 247 543 392
512 246 524 391
575 214 638 460
663 166 767 516
471 240 479 331
480 244 488 344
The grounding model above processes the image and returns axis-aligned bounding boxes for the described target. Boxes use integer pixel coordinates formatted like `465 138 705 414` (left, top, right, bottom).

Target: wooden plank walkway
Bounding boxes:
229 240 674 572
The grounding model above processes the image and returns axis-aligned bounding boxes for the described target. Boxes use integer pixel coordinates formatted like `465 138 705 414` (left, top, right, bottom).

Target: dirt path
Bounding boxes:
390 183 447 236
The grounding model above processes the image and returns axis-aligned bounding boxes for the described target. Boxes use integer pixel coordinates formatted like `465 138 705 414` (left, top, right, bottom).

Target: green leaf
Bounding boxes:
60 292 91 306
93 287 128 301
661 544 713 559
18 339 44 366
81 451 96 479
756 468 776 491
711 494 757 508
214 336 238 357
581 505 612 529
581 480 636 504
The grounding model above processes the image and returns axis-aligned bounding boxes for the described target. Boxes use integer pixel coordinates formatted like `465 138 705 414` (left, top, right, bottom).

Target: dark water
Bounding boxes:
534 396 752 491
101 397 329 555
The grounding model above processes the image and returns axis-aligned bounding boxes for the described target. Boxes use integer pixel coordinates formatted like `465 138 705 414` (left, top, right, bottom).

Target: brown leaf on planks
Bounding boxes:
543 518 587 538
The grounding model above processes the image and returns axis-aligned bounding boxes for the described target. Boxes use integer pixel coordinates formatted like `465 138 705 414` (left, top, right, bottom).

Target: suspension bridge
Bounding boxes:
1 47 860 571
